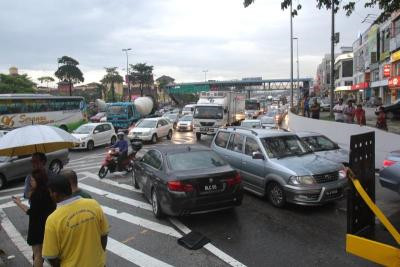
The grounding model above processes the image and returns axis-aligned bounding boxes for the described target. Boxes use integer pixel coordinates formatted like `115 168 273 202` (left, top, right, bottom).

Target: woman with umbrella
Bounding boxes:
13 169 56 267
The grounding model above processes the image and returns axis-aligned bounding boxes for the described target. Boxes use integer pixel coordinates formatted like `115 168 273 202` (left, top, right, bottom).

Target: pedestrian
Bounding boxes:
23 152 55 200
42 175 109 267
303 96 310 118
13 169 56 267
343 100 355 123
376 106 388 131
333 98 345 122
60 169 92 198
354 104 366 126
310 98 320 119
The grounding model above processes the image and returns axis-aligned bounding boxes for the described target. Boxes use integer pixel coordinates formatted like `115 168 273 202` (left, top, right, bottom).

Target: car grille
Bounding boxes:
200 122 214 126
313 172 339 184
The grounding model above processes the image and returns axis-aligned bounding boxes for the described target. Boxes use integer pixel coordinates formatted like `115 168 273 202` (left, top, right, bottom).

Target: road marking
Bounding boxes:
0 186 24 194
169 218 247 267
78 183 152 211
107 237 173 267
80 171 142 193
0 193 22 201
122 236 135 243
73 165 101 172
102 206 181 238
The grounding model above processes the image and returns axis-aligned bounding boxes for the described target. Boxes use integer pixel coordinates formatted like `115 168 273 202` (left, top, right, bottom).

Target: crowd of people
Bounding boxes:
301 95 388 131
12 152 108 267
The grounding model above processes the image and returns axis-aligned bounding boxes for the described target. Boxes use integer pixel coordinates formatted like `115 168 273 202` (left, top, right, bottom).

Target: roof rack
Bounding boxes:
224 126 258 136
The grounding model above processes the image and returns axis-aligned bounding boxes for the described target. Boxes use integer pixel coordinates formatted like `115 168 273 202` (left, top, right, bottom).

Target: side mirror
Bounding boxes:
94 130 99 134
252 152 265 160
224 109 228 114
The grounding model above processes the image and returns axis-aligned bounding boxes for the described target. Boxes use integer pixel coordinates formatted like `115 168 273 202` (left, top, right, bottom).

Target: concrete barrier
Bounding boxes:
288 111 400 169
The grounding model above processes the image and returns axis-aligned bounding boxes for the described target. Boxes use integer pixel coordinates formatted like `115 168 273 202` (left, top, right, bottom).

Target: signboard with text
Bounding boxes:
351 82 368 90
388 76 400 89
383 64 391 77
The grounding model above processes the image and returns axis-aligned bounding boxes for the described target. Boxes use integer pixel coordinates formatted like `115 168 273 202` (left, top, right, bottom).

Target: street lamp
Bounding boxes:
202 70 208 83
289 2 294 108
122 48 132 101
293 37 300 102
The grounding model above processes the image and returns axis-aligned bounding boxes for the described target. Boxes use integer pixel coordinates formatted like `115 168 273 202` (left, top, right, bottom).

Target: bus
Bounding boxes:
0 94 87 131
245 98 262 118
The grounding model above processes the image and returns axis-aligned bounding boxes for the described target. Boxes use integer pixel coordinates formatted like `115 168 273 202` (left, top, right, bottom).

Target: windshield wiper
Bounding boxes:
296 151 314 156
277 154 295 159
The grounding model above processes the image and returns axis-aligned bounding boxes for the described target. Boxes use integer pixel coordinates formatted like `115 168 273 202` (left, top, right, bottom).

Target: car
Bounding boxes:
259 116 276 129
72 122 117 150
0 149 69 189
182 104 195 115
296 131 349 166
320 99 331 111
127 117 173 144
381 149 400 167
240 120 262 129
176 115 193 132
375 99 400 120
163 113 180 129
132 144 243 217
211 127 347 207
0 130 10 138
90 112 106 122
379 162 400 195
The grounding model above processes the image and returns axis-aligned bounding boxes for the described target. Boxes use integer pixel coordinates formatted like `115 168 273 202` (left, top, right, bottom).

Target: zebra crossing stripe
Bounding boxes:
79 171 142 193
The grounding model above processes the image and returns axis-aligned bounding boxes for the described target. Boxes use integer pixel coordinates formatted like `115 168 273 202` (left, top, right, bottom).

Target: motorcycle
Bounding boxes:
98 139 143 179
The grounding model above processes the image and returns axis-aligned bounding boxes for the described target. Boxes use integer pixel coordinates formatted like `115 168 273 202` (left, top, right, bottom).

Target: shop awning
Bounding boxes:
335 86 351 92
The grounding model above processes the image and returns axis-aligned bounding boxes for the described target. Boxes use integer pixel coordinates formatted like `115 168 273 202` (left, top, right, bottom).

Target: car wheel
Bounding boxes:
132 171 140 189
110 136 117 145
98 166 108 179
49 160 62 174
267 182 286 208
151 134 158 144
386 111 394 120
87 140 94 151
167 130 172 140
125 160 134 173
151 188 164 218
196 132 201 141
0 174 6 190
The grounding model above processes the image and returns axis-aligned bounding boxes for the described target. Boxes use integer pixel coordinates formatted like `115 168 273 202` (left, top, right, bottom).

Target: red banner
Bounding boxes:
388 76 400 89
383 64 391 77
351 82 368 90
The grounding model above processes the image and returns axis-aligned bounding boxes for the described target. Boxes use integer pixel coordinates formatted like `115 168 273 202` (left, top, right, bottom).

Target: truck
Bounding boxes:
106 97 155 131
193 91 246 140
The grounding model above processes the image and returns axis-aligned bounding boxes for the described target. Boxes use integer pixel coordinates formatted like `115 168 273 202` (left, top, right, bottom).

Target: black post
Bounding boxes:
330 0 335 117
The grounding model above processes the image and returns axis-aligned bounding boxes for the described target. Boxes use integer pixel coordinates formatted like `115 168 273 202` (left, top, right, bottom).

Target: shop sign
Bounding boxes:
383 64 391 77
391 50 400 63
388 76 400 89
351 82 369 90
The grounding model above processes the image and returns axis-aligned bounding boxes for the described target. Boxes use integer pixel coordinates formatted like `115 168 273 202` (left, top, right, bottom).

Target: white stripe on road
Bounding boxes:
0 193 22 202
80 171 142 193
107 238 173 267
102 206 181 238
0 186 24 194
169 218 247 267
73 165 101 172
78 183 152 211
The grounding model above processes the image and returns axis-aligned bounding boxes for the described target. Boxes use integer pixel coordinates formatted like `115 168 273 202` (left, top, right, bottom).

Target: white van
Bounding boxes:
182 104 195 115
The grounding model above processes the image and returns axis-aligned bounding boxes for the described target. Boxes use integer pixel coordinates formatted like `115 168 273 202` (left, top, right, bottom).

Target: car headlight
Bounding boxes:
339 169 347 179
288 175 315 185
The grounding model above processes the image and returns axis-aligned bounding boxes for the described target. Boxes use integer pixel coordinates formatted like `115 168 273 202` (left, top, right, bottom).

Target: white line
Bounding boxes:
107 238 173 267
0 193 22 201
102 206 181 238
78 183 152 211
169 218 247 267
0 186 24 194
80 171 142 193
73 166 101 172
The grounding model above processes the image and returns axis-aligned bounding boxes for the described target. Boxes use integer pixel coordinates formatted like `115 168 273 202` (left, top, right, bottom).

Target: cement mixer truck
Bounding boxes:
106 97 155 131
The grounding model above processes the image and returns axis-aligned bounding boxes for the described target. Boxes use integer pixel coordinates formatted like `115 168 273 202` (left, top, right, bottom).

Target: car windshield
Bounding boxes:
241 121 260 128
193 106 223 119
108 106 127 115
261 135 312 159
168 150 227 171
265 111 277 117
300 135 339 152
74 125 95 134
180 115 193 121
260 117 275 124
136 120 157 128
0 156 9 162
164 114 178 120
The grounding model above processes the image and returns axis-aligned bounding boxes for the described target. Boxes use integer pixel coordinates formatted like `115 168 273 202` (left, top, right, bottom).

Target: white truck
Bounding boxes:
193 91 246 140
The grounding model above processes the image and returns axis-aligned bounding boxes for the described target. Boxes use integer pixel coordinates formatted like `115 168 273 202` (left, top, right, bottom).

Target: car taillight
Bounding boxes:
383 160 396 167
226 173 241 186
167 181 194 192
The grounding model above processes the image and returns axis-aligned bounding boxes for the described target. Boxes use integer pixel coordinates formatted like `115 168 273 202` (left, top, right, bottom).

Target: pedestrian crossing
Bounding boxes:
0 151 247 267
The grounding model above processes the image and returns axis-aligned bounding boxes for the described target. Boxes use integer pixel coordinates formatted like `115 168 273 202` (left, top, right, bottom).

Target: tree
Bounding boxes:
55 56 84 96
244 0 400 23
100 67 124 102
37 76 55 89
0 73 36 93
129 63 154 97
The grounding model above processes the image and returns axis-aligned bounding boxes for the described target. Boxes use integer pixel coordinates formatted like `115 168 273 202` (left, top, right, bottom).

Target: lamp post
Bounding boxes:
290 2 294 108
122 48 132 101
293 37 300 102
330 1 335 117
203 70 208 83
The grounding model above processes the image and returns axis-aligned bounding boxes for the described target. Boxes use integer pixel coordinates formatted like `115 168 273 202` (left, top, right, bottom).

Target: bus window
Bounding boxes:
128 106 133 118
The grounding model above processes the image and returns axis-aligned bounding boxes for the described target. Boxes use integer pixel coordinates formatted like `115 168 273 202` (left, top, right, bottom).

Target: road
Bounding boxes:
0 130 399 266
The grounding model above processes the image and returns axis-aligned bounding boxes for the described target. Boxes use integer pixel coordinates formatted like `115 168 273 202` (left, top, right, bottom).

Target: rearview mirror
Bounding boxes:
252 152 265 160
94 130 99 134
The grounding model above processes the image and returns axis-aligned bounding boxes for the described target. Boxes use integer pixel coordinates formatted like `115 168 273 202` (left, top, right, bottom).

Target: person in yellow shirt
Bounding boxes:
42 175 109 267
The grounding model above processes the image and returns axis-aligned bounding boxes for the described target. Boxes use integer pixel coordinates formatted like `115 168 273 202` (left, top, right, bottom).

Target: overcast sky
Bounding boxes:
0 0 379 86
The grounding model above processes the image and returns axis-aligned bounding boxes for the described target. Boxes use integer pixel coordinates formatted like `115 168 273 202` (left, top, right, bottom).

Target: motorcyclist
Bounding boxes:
111 131 128 171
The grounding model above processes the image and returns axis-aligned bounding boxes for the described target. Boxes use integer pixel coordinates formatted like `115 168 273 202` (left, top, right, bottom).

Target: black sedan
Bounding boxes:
132 145 243 218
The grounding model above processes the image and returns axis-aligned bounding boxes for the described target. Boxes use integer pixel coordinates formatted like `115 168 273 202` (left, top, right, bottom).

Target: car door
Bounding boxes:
212 131 231 159
137 150 164 199
93 125 104 146
242 137 266 192
8 155 32 181
102 123 113 144
225 133 245 173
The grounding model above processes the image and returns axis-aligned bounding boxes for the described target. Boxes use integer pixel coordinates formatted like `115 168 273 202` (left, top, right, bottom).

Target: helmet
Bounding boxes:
117 131 125 137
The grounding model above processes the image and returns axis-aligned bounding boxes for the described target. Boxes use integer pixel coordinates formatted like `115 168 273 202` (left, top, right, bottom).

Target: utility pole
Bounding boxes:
293 37 300 104
122 48 132 101
203 70 208 83
290 2 294 108
330 1 335 117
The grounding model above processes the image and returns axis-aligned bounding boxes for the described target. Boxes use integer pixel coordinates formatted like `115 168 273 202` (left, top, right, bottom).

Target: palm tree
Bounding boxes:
129 63 154 97
54 56 84 96
100 67 124 102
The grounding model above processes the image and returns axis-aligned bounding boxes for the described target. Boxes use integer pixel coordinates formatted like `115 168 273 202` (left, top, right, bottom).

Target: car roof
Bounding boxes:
295 131 323 138
82 122 112 126
141 117 163 121
220 127 294 138
242 120 260 123
150 144 212 154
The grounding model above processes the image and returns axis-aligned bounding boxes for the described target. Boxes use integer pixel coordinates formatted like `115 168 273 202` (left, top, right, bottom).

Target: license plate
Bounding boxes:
200 127 208 132
204 184 218 191
326 189 338 196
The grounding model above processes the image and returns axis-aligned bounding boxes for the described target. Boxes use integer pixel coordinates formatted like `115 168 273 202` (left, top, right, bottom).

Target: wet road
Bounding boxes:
1 129 398 266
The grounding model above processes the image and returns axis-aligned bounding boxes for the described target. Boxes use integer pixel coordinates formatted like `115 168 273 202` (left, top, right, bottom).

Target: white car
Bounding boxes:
72 123 117 150
128 118 173 144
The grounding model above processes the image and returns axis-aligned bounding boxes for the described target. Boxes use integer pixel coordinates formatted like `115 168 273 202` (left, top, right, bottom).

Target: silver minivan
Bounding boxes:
211 127 347 207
